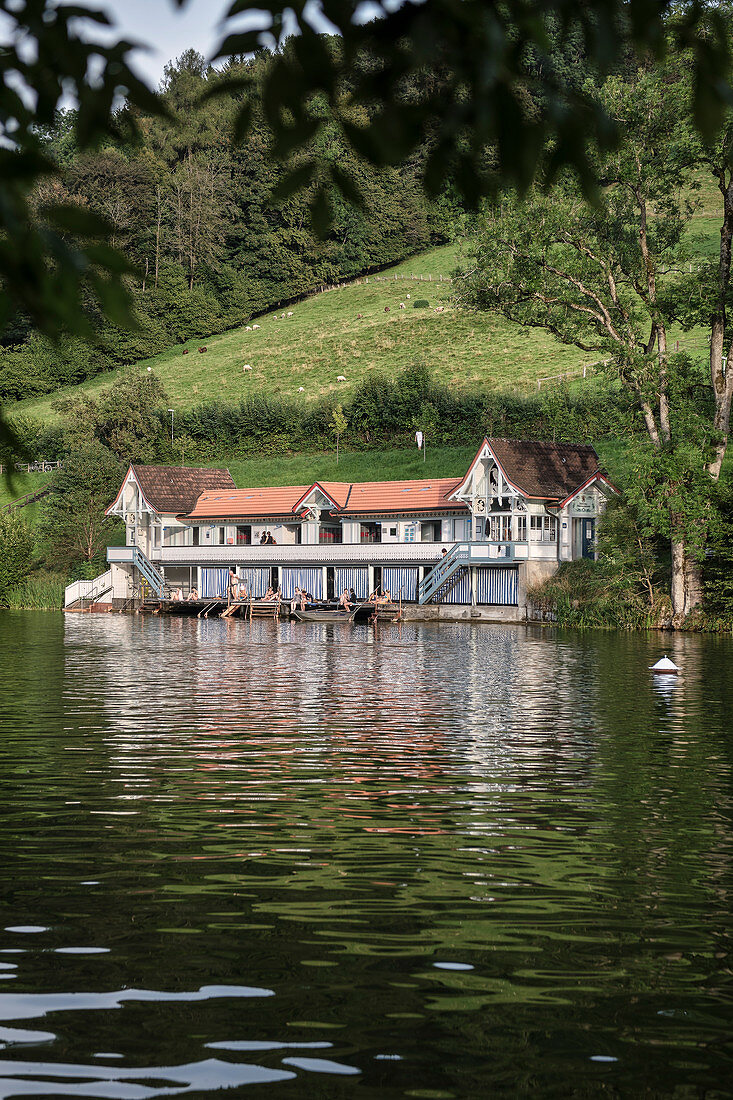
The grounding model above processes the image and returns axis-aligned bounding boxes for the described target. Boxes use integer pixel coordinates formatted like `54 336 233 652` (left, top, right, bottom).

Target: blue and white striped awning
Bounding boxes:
437 567 471 604
334 568 369 599
382 567 417 601
201 567 229 599
281 567 323 600
475 566 518 606
237 567 270 598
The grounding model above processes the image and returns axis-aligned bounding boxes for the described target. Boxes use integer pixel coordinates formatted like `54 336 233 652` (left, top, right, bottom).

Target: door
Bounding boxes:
582 519 596 558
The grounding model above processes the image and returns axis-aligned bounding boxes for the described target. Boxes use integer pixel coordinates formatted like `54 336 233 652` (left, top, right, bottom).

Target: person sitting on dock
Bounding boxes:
263 585 276 600
171 587 183 601
238 581 249 601
338 589 351 612
187 588 199 601
348 588 357 604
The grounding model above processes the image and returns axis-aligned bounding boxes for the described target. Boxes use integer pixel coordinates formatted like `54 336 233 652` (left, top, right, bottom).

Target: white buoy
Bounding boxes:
650 655 679 674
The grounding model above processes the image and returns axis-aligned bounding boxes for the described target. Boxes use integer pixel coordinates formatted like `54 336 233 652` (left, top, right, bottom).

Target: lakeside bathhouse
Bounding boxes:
68 438 616 620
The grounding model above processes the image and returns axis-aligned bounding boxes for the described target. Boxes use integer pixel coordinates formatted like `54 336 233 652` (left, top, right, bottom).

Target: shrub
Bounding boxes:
0 512 34 603
413 299 429 308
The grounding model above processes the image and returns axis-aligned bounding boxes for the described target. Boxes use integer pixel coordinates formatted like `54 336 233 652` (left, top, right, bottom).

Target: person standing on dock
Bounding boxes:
228 568 238 604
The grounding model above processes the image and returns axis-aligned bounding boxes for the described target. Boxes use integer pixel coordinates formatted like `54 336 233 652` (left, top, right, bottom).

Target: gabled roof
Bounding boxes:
107 464 235 516
185 478 465 521
292 481 350 513
559 471 618 508
340 478 463 516
452 437 602 501
489 439 601 499
186 485 311 520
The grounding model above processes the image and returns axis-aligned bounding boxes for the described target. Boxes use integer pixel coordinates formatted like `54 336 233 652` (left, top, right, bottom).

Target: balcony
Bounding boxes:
109 541 535 568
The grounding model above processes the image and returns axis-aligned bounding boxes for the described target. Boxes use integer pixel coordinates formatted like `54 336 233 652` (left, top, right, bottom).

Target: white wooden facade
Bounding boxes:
103 440 616 612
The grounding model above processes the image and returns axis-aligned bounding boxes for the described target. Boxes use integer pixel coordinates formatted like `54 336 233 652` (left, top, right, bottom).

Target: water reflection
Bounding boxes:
0 612 729 1097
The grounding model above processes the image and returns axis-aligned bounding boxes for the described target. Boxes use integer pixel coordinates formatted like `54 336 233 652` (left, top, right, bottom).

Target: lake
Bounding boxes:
0 611 731 1097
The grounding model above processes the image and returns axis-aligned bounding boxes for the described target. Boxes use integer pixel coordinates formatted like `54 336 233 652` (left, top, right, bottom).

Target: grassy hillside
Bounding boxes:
12 195 720 427
12 243 597 424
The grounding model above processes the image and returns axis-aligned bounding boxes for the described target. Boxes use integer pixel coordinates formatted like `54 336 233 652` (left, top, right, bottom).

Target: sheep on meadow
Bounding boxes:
337 375 346 382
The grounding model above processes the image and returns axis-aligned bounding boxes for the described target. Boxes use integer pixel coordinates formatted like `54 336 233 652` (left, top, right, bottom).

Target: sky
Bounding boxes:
96 0 237 88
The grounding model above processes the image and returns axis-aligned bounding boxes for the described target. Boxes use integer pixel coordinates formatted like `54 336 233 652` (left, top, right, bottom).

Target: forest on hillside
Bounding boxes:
0 44 450 403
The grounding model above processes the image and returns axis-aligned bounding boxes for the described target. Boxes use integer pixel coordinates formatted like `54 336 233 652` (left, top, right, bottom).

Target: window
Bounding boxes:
360 523 381 544
319 525 342 544
236 525 251 545
390 527 397 537
530 515 557 542
488 516 511 541
515 515 527 541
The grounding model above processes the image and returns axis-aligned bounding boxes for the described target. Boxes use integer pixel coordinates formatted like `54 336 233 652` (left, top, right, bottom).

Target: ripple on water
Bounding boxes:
0 613 730 1097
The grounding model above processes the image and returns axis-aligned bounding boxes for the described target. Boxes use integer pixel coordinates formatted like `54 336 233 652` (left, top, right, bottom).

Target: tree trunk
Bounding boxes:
707 172 733 480
684 555 703 615
670 537 687 624
670 535 703 623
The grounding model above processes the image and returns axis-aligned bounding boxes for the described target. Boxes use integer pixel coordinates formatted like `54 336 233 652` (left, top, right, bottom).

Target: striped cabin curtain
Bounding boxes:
334 568 369 599
281 567 323 600
238 568 270 598
201 568 229 599
382 567 417 601
475 566 518 606
437 567 471 604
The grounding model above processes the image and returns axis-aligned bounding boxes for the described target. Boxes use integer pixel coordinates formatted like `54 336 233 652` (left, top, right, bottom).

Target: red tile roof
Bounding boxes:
130 465 234 514
339 478 463 515
185 478 465 520
187 485 312 520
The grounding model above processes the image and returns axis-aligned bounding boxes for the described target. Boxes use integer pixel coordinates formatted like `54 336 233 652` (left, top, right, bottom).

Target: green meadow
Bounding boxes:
10 192 721 429
12 242 598 424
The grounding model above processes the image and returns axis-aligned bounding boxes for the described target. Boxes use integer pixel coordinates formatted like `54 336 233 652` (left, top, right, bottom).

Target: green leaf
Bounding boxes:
41 204 113 238
330 164 365 209
310 186 333 239
270 160 318 203
199 75 253 103
233 100 254 143
212 30 270 60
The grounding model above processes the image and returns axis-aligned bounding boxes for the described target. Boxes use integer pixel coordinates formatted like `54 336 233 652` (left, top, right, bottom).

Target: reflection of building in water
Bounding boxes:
65 612 615 812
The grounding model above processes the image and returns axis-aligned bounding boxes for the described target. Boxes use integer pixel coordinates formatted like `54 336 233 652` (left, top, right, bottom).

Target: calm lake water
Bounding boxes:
0 611 731 1098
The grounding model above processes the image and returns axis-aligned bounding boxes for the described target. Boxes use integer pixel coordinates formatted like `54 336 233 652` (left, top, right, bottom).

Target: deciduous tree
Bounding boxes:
455 61 732 620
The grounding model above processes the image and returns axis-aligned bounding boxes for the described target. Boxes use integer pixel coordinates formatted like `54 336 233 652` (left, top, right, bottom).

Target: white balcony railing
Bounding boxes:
108 541 542 568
